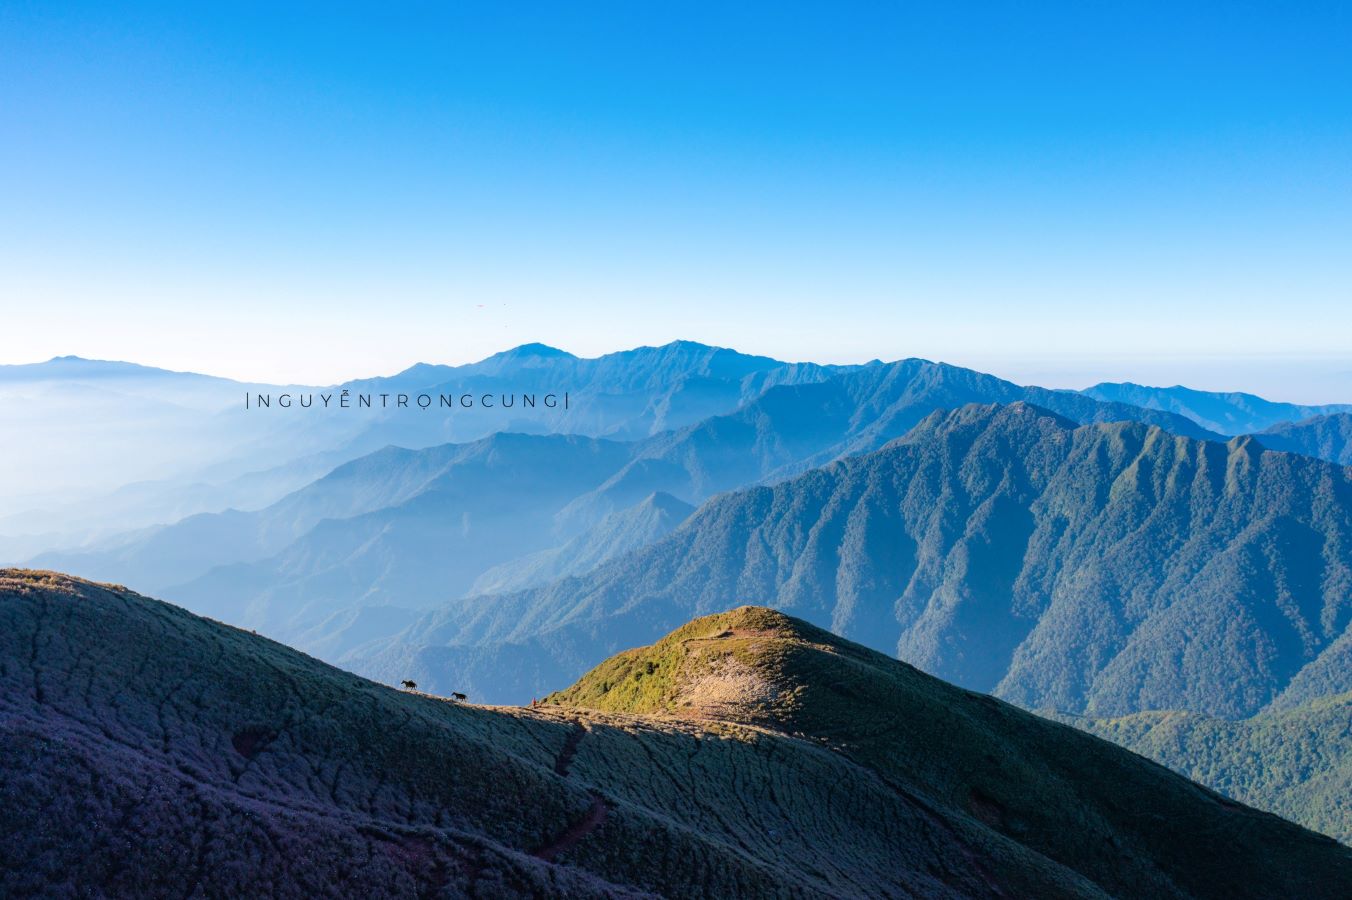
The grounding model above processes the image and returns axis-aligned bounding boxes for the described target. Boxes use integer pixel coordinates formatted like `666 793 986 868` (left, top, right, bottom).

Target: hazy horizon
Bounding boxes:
5 341 1352 406
4 3 1349 398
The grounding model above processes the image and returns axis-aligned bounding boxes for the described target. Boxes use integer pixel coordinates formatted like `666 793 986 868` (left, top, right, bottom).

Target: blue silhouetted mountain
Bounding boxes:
0 355 236 386
1080 382 1352 435
16 349 1347 551
335 340 854 450
163 434 635 642
1254 413 1352 465
0 342 848 548
22 344 1351 559
352 402 1352 724
558 358 1224 528
29 434 600 592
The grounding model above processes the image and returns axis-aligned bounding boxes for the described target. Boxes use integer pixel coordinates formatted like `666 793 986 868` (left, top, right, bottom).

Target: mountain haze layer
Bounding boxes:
33 433 625 593
1 341 847 551
166 434 635 641
28 352 1231 661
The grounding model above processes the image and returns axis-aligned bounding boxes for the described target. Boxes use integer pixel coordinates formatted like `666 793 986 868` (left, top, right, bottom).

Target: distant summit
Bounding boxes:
485 342 578 361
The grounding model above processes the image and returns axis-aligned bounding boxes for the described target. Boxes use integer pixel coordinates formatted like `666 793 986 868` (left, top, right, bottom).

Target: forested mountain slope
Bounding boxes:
356 402 1352 718
1053 693 1352 843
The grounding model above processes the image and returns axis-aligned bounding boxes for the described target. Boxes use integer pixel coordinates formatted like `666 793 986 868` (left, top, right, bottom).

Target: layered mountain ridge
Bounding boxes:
0 340 848 545
354 402 1352 725
31 355 1226 656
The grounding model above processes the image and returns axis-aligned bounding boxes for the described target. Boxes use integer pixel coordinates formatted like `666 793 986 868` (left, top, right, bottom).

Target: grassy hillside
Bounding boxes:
6 571 1351 897
1054 693 1352 843
546 605 1352 896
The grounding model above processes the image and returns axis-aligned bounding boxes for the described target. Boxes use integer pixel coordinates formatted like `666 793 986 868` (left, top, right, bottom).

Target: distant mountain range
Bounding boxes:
557 358 1223 531
33 433 629 592
30 354 1224 643
164 434 635 638
1080 381 1352 435
10 346 1351 550
0 341 849 544
5 571 1347 898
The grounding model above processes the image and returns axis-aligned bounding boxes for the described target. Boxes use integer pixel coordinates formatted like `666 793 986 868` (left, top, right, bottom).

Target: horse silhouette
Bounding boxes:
401 680 417 690
451 692 467 701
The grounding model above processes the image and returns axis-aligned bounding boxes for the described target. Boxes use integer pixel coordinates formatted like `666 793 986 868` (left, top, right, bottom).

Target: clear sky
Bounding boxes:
2 2 1350 398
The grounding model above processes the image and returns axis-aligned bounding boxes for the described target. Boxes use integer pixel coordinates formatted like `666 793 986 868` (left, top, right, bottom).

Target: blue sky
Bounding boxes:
2 2 1350 397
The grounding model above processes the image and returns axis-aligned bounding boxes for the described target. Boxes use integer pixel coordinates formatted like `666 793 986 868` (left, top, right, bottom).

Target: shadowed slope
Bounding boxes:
0 570 1135 899
471 491 695 595
10 573 1352 897
547 606 1352 898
